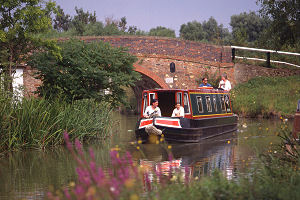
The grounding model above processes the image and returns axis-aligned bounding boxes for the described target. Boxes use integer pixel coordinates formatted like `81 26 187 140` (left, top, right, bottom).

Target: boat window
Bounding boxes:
206 96 212 112
149 93 156 105
224 94 231 112
183 92 190 114
220 95 226 111
213 95 217 112
196 96 204 113
176 92 182 105
143 93 148 114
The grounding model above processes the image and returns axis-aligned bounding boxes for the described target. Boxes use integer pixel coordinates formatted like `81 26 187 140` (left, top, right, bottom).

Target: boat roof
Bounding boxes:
143 87 229 93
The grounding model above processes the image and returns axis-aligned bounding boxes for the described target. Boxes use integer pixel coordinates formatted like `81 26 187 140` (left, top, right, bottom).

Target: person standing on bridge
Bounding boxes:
218 74 231 91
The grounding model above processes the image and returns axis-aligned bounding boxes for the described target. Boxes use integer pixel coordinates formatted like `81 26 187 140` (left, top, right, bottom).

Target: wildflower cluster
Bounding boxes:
48 132 192 199
48 132 142 200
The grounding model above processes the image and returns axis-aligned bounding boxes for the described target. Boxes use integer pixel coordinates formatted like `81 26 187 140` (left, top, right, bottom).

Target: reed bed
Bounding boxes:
0 92 112 152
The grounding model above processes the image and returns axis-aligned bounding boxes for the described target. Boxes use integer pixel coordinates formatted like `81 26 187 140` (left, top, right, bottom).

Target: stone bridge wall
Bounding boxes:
23 36 300 95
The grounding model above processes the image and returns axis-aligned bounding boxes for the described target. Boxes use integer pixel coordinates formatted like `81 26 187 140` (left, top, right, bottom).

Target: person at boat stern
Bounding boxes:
143 99 161 118
171 103 184 117
199 77 212 87
219 73 232 91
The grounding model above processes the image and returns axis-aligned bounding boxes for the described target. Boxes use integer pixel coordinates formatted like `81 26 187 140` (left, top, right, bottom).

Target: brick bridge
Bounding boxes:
23 36 300 111
76 36 235 111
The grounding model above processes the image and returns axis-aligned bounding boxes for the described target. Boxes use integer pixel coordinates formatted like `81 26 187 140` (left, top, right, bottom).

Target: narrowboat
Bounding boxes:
135 87 238 143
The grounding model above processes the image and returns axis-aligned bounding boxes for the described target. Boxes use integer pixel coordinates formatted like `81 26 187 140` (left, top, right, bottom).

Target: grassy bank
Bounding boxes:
0 93 112 152
231 75 300 118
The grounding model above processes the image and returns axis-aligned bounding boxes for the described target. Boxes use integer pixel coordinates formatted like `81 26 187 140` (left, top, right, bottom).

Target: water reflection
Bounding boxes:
0 112 292 199
131 132 237 182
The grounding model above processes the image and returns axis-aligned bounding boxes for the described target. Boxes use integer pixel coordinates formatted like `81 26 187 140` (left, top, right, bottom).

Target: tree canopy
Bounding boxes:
0 0 58 91
179 17 230 44
230 12 270 43
149 26 176 38
257 0 300 49
29 39 141 106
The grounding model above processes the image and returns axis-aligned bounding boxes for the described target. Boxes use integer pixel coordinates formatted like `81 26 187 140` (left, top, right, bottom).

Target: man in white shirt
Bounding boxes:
143 99 161 118
218 74 232 91
171 103 184 117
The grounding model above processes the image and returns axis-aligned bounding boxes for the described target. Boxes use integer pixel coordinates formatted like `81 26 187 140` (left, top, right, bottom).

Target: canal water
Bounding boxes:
0 113 291 199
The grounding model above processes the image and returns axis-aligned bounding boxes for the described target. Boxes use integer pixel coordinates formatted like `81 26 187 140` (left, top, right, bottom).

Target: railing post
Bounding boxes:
266 52 271 68
232 48 235 62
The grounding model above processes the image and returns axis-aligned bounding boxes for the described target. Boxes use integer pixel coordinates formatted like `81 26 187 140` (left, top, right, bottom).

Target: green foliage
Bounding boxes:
53 5 72 32
257 0 300 49
179 17 230 44
29 39 140 106
0 91 112 151
231 75 300 117
72 7 97 35
180 21 205 41
0 0 59 91
149 26 176 38
230 12 270 44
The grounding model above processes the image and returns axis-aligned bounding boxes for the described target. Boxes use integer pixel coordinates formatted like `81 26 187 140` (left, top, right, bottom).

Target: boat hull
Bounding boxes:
135 115 238 143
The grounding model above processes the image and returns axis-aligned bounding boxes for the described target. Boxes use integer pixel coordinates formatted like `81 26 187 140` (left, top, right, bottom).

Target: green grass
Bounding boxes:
231 75 300 117
0 93 112 152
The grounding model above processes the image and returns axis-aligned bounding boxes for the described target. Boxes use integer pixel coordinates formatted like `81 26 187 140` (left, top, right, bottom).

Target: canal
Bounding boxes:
0 113 290 199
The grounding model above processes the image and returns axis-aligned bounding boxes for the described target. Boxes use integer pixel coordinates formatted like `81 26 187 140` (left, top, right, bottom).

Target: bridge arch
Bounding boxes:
132 64 169 113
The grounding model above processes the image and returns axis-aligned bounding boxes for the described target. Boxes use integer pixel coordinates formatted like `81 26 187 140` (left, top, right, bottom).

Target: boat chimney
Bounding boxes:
292 99 300 140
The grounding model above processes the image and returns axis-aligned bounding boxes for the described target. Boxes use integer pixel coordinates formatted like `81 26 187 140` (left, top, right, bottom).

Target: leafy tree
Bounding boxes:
128 26 138 34
82 22 105 36
230 12 270 43
179 21 205 41
0 0 58 91
202 17 230 44
72 7 96 35
53 5 72 32
118 16 127 32
149 26 176 38
180 18 229 44
257 0 300 49
29 39 141 106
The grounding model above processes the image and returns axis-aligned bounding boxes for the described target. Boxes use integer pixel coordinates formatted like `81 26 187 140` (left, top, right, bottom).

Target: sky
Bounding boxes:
54 0 260 35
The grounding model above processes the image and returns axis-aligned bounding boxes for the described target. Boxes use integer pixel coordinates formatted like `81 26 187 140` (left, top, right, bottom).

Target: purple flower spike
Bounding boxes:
89 161 96 172
74 185 84 196
89 148 95 160
185 166 190 184
64 188 71 199
63 131 72 150
75 139 84 156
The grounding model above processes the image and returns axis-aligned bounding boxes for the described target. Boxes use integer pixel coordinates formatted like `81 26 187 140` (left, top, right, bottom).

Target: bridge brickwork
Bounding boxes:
77 36 234 89
23 36 300 98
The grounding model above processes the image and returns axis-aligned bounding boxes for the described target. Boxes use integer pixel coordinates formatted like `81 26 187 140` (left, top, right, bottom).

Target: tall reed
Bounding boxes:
0 92 112 151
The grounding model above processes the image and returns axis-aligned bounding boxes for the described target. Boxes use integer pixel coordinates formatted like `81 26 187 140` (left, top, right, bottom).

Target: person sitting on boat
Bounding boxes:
199 77 212 87
171 103 184 117
143 99 161 118
218 74 231 91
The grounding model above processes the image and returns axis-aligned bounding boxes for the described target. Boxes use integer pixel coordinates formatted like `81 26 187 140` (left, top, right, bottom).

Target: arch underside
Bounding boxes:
132 73 162 113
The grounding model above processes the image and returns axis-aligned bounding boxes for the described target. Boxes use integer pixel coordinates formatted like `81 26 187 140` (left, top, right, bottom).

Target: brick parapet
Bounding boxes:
58 36 233 65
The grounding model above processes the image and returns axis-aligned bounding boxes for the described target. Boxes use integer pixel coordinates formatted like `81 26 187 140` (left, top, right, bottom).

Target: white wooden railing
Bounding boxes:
231 46 300 68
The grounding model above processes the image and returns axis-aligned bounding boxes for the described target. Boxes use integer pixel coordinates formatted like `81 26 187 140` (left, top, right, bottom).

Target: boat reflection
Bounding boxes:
133 132 237 182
